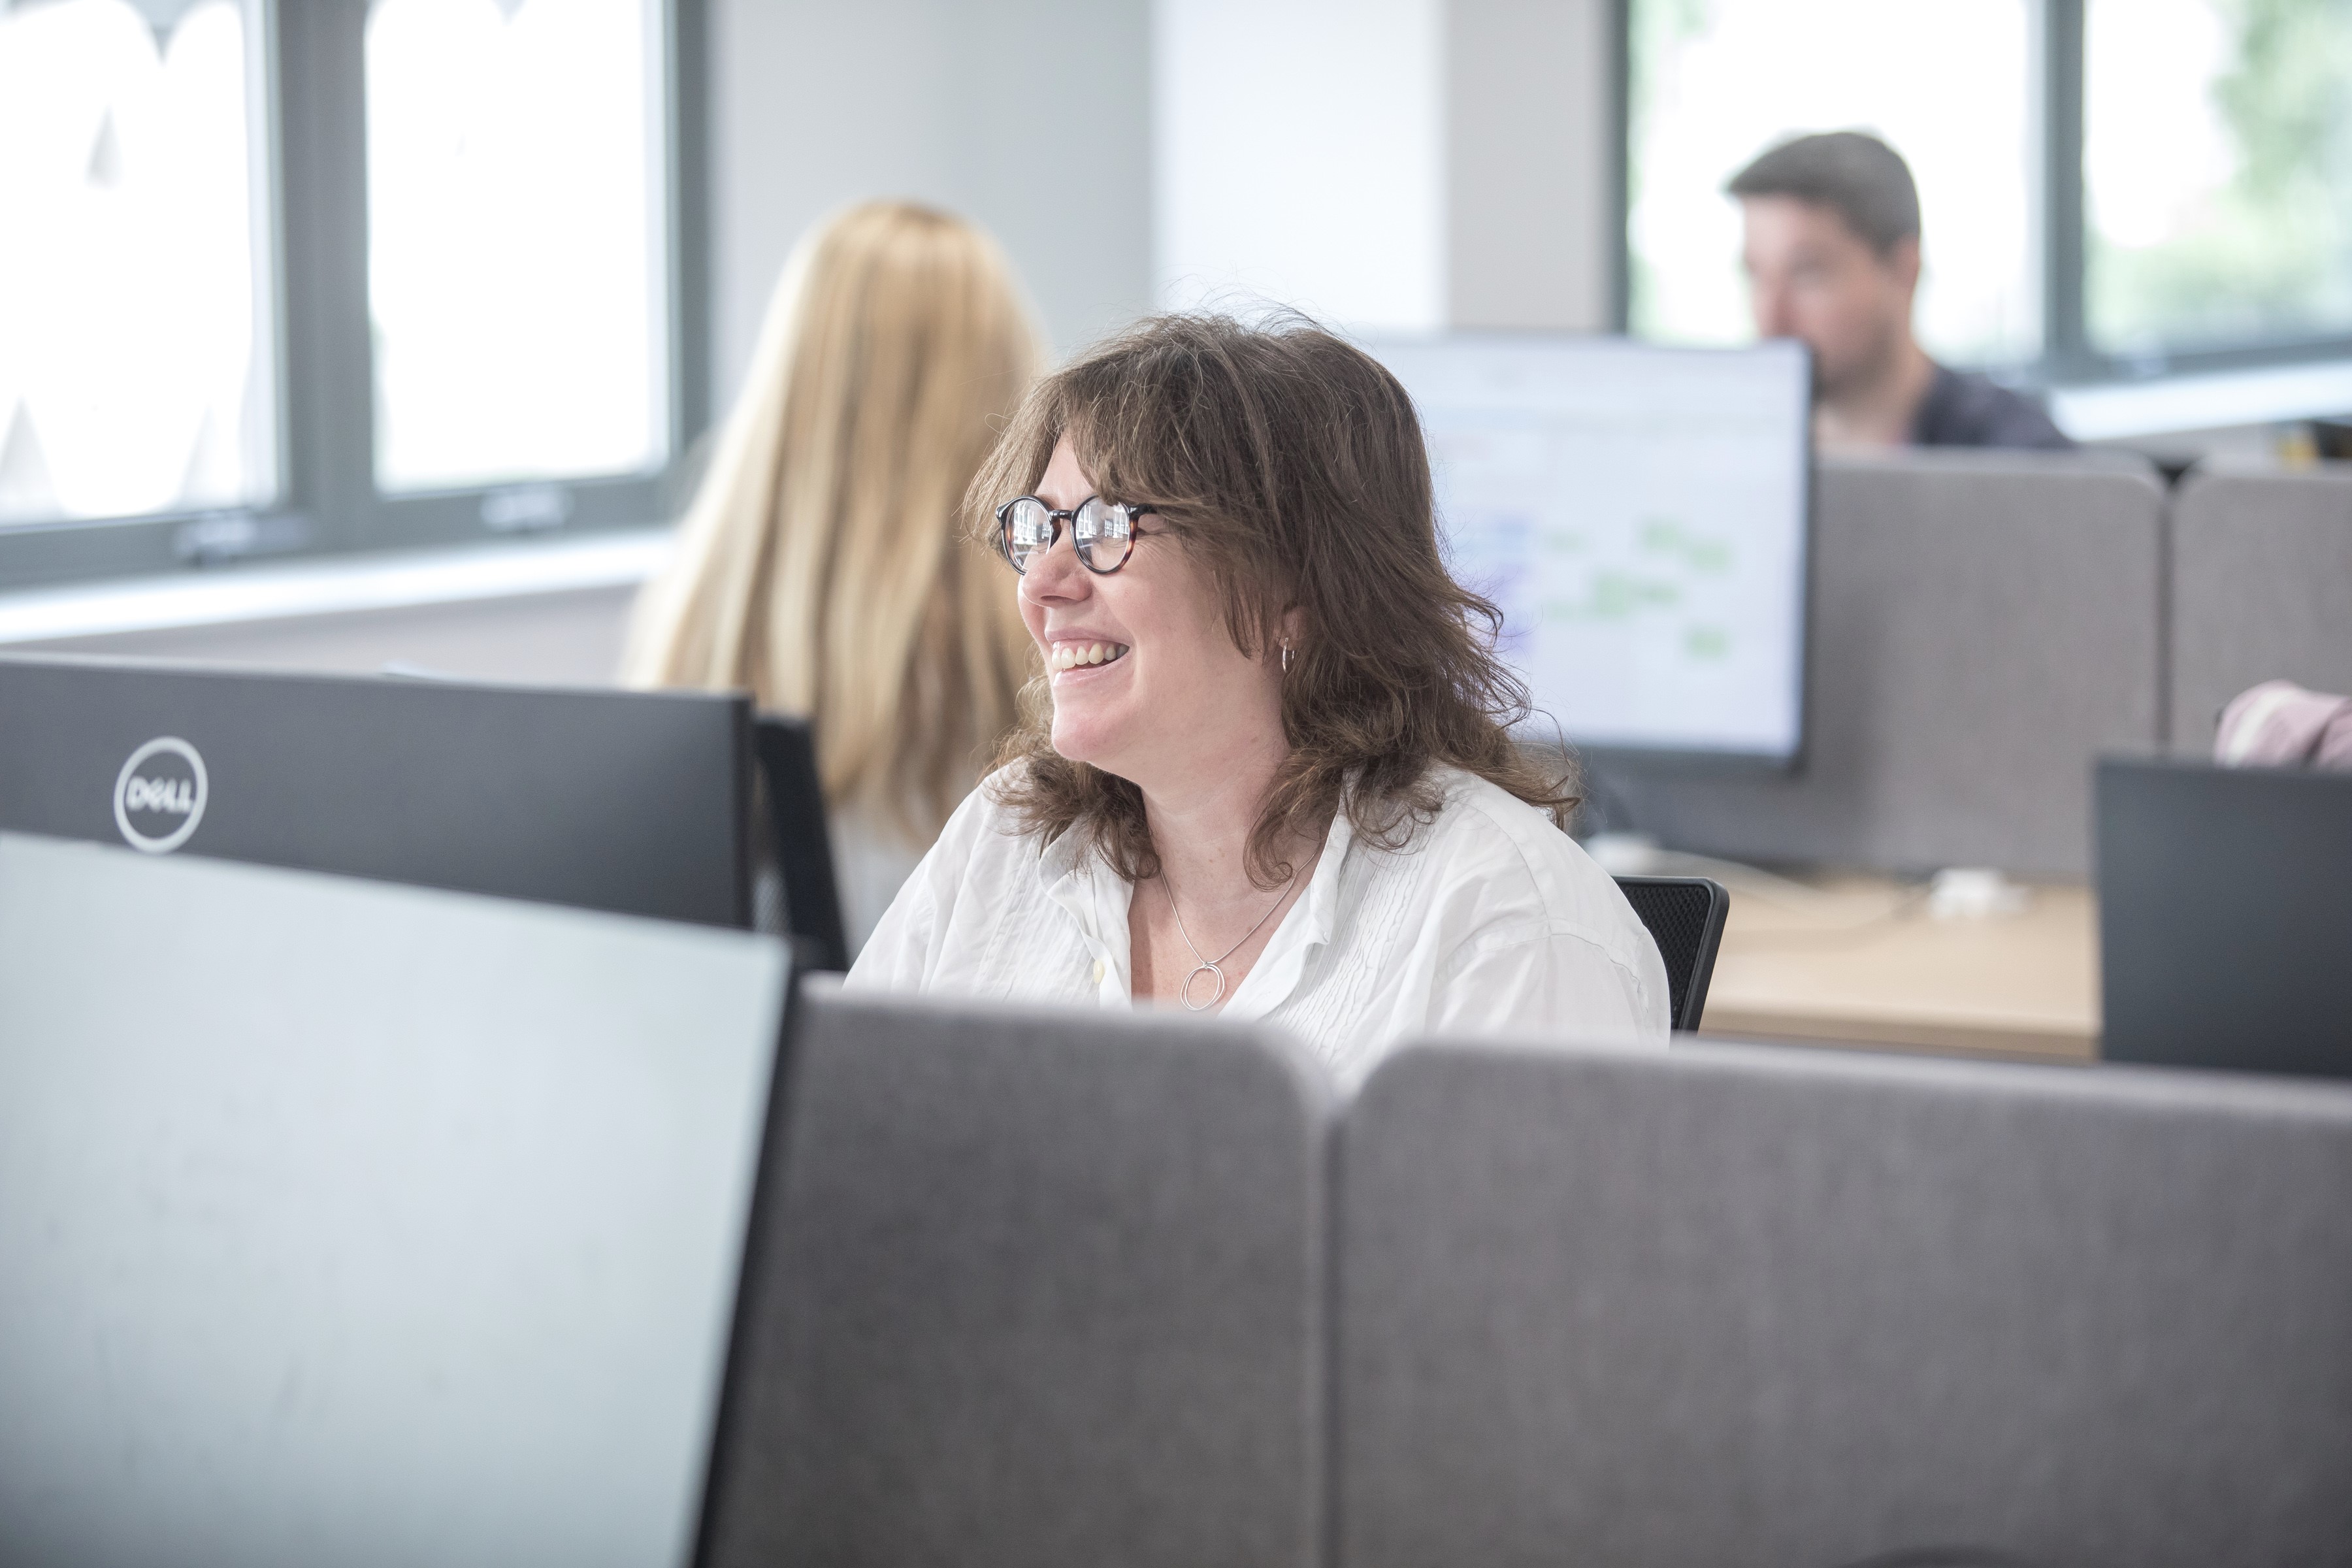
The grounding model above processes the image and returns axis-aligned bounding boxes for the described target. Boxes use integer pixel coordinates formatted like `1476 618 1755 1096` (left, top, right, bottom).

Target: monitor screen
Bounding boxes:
1369 335 1811 762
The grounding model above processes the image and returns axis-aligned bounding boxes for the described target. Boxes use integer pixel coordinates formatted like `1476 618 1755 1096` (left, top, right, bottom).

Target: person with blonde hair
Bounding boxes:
623 201 1043 953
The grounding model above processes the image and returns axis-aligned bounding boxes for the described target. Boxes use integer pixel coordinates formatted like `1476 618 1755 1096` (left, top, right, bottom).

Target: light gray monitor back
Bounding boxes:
0 834 788 1568
2169 463 2352 754
1338 1039 2352 1568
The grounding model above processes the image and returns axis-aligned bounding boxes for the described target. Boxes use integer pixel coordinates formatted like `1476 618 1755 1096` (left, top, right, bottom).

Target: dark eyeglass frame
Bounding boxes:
992 494 1160 576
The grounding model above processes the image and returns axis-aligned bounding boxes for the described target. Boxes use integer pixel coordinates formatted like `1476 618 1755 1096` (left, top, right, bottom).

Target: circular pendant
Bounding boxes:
1180 962 1226 1011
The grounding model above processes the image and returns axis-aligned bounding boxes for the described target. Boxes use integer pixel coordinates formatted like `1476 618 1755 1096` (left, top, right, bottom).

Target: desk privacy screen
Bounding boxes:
1370 335 1811 763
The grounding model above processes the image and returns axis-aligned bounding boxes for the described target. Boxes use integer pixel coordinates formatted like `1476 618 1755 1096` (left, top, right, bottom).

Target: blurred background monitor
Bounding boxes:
1371 335 1811 765
0 653 753 928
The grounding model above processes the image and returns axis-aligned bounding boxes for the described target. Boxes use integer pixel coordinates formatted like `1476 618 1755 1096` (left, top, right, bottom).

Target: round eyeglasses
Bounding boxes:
994 494 1154 576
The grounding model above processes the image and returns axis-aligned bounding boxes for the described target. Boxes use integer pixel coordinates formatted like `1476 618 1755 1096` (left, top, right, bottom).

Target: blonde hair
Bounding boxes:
623 201 1043 845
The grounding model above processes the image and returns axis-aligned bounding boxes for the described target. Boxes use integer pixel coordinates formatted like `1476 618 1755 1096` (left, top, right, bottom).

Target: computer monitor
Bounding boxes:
1369 335 1812 764
0 832 792 1568
2098 755 2352 1078
0 651 752 928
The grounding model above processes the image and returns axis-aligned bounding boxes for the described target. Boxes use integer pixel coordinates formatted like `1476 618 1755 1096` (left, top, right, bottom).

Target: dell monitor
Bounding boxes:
0 651 753 928
1369 335 1812 764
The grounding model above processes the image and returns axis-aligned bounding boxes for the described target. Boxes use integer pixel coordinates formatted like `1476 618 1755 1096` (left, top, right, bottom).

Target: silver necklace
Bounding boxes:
1158 870 1294 1011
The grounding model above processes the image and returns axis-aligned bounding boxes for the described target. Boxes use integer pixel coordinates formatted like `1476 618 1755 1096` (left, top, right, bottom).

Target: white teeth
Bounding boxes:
1050 641 1128 671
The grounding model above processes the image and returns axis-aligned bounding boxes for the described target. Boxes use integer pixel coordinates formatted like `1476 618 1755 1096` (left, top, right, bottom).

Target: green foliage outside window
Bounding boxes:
2090 0 2352 354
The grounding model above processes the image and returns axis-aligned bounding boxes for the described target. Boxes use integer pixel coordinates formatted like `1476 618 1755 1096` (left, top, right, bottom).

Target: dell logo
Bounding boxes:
113 737 208 854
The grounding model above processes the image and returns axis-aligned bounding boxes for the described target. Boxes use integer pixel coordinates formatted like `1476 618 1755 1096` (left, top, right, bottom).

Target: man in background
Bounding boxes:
1729 131 2070 452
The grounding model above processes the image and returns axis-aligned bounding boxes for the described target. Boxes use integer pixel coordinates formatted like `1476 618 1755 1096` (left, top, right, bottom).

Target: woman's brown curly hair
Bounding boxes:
966 312 1575 889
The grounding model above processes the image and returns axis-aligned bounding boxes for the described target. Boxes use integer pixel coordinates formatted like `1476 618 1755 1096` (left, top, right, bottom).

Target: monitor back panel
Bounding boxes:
1339 1039 2352 1568
2099 756 2352 1076
0 834 787 1568
0 653 749 926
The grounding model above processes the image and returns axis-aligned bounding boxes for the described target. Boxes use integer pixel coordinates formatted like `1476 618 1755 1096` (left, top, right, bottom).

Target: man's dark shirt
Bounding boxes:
1910 364 2072 449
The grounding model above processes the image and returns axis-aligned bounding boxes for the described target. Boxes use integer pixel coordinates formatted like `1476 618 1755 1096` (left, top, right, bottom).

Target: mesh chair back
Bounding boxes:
1612 875 1728 1031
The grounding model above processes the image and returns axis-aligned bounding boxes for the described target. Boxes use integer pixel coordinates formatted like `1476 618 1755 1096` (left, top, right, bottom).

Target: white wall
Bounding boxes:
1447 0 1614 332
719 0 1619 380
1154 0 1447 333
1152 0 1616 336
709 0 1156 406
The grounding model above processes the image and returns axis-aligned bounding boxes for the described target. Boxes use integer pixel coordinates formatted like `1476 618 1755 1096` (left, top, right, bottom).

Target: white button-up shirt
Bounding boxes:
847 764 1671 1085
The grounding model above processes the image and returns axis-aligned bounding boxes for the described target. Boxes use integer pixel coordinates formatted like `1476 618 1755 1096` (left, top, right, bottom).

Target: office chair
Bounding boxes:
752 715 850 972
1612 875 1729 1032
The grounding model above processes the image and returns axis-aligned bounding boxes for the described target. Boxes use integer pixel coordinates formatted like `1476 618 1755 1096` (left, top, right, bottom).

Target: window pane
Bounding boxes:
0 0 276 526
2085 0 2352 357
1628 0 2040 369
365 0 668 495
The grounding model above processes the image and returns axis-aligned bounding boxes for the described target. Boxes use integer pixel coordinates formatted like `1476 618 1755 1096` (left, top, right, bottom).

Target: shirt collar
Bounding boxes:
1030 787 1362 1018
1220 796 1354 1022
1036 823 1132 1001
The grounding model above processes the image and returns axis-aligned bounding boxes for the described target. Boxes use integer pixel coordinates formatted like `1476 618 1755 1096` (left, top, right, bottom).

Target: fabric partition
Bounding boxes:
1602 450 2164 877
2168 463 2352 755
700 985 1332 1568
1337 1037 2352 1567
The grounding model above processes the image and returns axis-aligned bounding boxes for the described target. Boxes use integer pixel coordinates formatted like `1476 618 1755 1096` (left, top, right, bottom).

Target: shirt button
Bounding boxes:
1090 958 1105 985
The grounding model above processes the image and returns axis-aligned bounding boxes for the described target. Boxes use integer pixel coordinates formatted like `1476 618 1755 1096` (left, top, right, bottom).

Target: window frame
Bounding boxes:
0 0 710 594
1613 0 2352 399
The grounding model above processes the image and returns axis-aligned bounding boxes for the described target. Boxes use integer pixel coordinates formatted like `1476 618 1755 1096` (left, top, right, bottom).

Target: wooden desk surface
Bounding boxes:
1695 875 2100 1061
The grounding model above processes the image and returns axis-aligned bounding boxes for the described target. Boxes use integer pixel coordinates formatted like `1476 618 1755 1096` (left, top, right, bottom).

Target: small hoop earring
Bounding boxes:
1280 640 1293 674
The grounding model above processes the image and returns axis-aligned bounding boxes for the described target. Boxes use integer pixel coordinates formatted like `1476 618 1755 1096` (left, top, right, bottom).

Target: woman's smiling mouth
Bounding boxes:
1049 640 1130 672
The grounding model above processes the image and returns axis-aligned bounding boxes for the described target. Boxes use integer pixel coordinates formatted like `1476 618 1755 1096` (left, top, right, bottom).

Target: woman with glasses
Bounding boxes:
622 202 1042 955
849 313 1668 1082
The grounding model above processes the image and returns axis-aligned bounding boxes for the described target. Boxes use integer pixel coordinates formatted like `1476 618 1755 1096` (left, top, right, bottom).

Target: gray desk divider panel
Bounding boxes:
2168 462 2352 753
702 986 1331 1568
1605 451 2163 876
1338 1039 2352 1568
0 833 789 1568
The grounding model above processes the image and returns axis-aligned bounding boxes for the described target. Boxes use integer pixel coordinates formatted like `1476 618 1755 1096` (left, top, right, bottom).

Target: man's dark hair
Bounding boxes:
1726 131 1921 255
